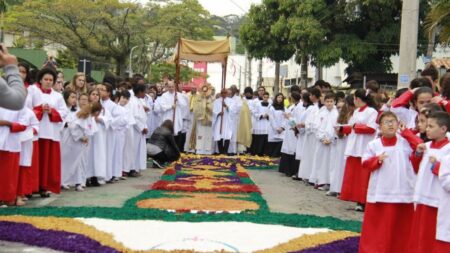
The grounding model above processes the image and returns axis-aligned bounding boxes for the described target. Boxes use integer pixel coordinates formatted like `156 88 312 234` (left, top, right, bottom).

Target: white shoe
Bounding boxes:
61 185 70 190
326 191 337 196
75 185 85 192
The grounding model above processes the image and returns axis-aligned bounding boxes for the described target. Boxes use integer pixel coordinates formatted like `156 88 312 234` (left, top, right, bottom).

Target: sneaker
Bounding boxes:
326 191 338 197
152 160 164 169
354 204 364 212
61 185 70 190
75 185 85 192
318 185 330 191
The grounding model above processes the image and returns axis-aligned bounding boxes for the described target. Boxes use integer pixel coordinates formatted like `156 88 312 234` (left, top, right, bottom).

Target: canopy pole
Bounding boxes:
175 37 181 91
222 56 228 89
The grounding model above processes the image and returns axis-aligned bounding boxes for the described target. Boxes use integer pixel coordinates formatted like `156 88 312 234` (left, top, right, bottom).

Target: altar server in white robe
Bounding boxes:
328 97 354 196
297 87 321 181
267 93 286 157
212 89 235 155
252 92 271 156
147 91 160 137
227 85 242 155
85 88 110 184
359 111 417 253
0 107 28 205
132 84 149 172
34 68 68 196
123 86 137 175
437 153 450 252
309 93 338 187
279 91 303 176
114 91 133 179
99 83 128 181
155 81 187 149
16 107 39 206
408 112 450 253
294 92 311 165
61 102 100 191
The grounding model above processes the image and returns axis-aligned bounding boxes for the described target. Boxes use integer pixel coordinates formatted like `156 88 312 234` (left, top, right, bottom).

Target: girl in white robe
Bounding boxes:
86 89 110 185
267 93 285 157
61 103 99 191
328 97 354 196
298 87 321 182
279 92 303 176
252 93 271 156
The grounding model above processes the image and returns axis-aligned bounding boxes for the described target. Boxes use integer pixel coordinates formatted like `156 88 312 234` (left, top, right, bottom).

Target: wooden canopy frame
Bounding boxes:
174 37 231 90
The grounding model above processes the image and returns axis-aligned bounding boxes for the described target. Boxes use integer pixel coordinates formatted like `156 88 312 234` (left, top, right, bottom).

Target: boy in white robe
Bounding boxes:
212 89 235 155
309 93 339 188
227 85 242 155
437 153 450 252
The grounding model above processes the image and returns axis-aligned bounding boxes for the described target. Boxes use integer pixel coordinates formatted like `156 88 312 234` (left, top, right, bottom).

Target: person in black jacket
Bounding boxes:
147 120 180 168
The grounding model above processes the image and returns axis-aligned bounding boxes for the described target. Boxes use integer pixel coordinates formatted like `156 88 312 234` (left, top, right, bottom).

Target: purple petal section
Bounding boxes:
289 236 360 253
0 221 120 253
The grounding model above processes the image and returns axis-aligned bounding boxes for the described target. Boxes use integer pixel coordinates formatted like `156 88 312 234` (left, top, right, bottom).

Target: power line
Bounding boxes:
228 0 246 13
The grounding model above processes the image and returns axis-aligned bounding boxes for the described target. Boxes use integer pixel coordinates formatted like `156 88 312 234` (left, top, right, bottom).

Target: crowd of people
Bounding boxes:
0 53 450 252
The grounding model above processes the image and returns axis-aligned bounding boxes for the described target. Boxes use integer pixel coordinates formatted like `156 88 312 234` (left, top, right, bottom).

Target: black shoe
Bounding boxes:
39 190 50 198
128 170 140 177
90 177 101 187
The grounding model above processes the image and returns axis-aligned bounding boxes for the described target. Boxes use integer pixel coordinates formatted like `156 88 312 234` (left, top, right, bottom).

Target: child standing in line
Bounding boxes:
0 107 27 207
436 152 450 252
340 89 379 211
359 111 417 253
409 112 450 253
309 93 338 189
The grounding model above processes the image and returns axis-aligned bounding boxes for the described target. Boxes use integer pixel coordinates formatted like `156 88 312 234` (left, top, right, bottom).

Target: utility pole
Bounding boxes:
248 56 252 89
397 0 420 89
243 53 248 87
238 66 242 91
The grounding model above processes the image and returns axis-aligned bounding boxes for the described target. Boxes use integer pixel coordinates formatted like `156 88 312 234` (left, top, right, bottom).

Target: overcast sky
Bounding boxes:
134 0 261 16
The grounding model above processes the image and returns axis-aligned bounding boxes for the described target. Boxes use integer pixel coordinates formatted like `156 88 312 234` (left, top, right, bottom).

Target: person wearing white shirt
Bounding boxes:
212 89 235 155
339 89 378 212
154 81 187 150
34 68 68 197
267 93 286 157
359 112 417 253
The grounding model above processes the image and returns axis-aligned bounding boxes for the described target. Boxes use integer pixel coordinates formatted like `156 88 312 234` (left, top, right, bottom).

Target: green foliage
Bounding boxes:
425 0 450 44
149 62 199 83
240 0 433 75
56 49 77 69
5 0 214 77
11 35 27 48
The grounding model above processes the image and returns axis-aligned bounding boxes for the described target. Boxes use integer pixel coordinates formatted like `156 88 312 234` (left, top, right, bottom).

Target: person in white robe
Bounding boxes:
309 93 339 187
279 91 303 176
100 83 128 181
61 104 99 191
132 84 149 173
188 85 214 154
184 88 198 153
85 88 110 185
154 81 187 151
227 85 242 155
297 88 321 181
267 93 286 157
212 89 235 155
252 92 271 156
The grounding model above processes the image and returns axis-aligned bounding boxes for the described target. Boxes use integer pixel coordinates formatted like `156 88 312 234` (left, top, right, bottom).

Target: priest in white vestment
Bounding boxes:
212 89 235 155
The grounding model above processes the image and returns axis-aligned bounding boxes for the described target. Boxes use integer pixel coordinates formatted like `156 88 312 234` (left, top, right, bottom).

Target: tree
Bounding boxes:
56 49 77 69
425 0 450 45
6 0 140 76
130 0 215 76
149 62 200 84
240 0 295 93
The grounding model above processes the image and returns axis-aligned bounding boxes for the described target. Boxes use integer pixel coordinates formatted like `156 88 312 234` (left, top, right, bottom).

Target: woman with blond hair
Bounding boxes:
68 73 87 96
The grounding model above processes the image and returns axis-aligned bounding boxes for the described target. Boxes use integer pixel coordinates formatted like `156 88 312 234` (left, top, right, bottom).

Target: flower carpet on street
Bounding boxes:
0 154 362 252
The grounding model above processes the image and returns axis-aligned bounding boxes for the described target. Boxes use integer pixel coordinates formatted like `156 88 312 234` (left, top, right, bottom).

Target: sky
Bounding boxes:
135 0 261 16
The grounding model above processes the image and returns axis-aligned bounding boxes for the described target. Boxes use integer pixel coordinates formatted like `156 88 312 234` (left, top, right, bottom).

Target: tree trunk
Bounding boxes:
274 61 280 95
258 59 263 87
300 54 308 89
116 58 127 77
